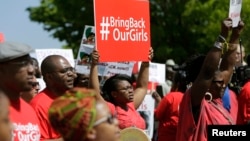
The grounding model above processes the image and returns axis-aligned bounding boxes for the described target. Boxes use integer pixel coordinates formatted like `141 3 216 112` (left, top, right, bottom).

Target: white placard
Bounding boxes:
229 0 242 27
138 62 166 83
100 62 135 77
35 49 75 67
75 25 95 74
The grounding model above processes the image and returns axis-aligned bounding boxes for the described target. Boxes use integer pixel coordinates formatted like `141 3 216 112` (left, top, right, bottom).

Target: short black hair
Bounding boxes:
102 74 132 103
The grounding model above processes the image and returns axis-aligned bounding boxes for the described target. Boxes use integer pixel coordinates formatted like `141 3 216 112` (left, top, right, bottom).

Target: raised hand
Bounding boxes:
230 20 244 43
91 49 100 65
220 18 233 40
232 20 244 36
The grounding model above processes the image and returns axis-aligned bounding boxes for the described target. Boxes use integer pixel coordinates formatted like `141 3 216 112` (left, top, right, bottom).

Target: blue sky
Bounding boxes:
0 0 64 49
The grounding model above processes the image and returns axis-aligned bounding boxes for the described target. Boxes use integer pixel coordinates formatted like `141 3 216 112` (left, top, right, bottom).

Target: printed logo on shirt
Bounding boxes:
12 122 40 141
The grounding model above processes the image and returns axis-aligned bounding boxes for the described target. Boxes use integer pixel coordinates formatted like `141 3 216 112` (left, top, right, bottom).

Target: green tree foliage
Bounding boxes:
27 0 250 64
27 0 94 55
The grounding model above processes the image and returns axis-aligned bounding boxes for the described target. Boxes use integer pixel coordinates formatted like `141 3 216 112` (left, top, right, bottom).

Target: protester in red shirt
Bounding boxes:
154 70 187 141
89 47 153 130
0 41 41 141
237 80 250 124
30 55 77 141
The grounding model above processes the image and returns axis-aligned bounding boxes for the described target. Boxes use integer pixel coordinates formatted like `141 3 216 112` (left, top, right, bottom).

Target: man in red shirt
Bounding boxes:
0 41 41 141
30 55 77 140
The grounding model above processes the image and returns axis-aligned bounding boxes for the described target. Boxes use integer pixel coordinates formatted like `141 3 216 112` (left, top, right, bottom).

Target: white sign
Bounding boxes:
138 62 166 83
81 25 95 46
75 44 94 74
35 49 75 67
229 0 242 27
100 62 135 77
76 26 135 76
75 25 95 74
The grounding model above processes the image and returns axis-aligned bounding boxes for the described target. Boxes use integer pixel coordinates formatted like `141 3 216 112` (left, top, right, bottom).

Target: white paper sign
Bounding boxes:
81 25 95 46
75 25 96 74
229 0 242 27
100 62 135 77
75 44 94 74
138 62 166 83
76 25 135 76
35 49 75 67
137 94 155 139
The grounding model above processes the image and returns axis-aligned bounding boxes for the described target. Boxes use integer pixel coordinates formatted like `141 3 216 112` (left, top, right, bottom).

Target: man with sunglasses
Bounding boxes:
0 41 41 141
30 55 77 141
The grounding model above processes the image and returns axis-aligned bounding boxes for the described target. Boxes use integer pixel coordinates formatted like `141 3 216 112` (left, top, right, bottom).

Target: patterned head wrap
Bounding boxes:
48 87 97 141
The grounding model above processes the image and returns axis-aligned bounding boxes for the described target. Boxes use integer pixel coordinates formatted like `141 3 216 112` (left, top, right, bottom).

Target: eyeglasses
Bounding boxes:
93 114 115 127
116 85 133 91
55 67 76 74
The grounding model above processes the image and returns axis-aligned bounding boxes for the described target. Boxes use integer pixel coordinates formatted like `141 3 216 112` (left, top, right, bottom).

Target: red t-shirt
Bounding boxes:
30 88 61 140
237 81 250 124
10 98 41 141
154 91 183 141
107 102 146 130
176 89 234 141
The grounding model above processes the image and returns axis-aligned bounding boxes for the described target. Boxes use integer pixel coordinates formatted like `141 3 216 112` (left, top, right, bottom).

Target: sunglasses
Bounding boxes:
93 114 115 127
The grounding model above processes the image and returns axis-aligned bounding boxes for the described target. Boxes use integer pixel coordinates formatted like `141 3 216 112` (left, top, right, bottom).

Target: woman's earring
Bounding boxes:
205 92 212 102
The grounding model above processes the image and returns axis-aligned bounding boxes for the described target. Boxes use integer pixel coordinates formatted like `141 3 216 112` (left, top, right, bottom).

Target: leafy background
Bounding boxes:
27 0 250 65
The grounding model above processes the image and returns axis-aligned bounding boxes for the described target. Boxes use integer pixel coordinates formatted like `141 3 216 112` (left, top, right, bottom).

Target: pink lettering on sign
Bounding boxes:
139 103 148 110
230 12 240 18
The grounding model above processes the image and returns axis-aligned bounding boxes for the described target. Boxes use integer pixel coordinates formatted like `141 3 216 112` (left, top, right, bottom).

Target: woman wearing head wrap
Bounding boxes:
48 87 120 141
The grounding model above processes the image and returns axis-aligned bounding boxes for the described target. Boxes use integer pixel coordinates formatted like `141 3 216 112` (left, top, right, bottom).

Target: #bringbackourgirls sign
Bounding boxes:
94 0 151 62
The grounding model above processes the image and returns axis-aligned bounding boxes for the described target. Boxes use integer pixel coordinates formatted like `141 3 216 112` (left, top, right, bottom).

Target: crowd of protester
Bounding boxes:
0 16 250 141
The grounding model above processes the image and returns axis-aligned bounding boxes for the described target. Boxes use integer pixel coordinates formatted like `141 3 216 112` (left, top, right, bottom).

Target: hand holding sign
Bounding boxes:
91 48 100 65
230 20 244 42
